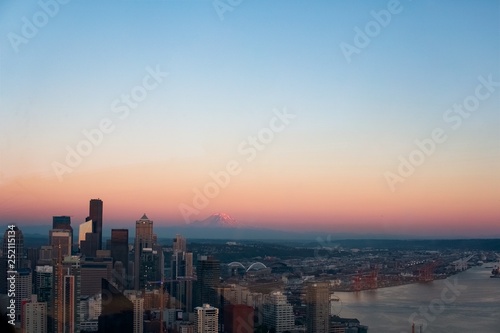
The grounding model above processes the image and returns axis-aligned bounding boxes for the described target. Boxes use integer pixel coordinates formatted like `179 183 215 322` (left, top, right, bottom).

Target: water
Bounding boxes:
333 265 500 332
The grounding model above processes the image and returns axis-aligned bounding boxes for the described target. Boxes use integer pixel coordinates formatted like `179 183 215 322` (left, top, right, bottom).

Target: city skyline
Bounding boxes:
1 1 499 238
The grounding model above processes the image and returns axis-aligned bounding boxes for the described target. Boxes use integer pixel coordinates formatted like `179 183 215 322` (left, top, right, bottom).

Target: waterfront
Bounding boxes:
334 265 500 332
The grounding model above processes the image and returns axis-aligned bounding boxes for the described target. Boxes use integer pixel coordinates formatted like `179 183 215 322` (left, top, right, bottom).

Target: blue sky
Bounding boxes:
0 1 499 235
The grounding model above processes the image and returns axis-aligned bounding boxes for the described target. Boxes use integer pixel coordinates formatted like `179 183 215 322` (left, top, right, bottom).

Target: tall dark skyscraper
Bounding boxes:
52 216 72 231
110 229 129 287
170 250 194 311
195 255 220 308
98 278 133 333
89 199 103 250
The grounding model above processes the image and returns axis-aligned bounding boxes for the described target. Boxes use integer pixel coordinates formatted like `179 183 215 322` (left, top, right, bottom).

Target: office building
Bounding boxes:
49 229 72 260
195 256 220 308
52 216 73 247
134 214 159 290
125 291 144 333
263 291 295 333
80 257 113 297
194 304 219 333
81 230 100 258
89 199 103 250
38 246 53 266
53 256 80 333
306 282 330 333
15 268 32 322
173 234 187 253
170 251 194 311
35 265 53 330
22 295 47 333
78 219 93 249
110 229 129 277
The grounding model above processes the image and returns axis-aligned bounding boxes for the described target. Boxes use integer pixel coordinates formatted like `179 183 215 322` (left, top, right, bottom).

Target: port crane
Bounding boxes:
146 276 196 333
452 254 474 271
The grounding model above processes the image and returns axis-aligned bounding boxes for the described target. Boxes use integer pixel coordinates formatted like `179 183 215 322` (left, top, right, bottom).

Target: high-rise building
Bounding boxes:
52 216 73 248
194 304 219 333
98 279 133 333
52 216 71 230
26 247 40 283
80 230 100 258
173 234 187 253
263 291 295 333
63 275 77 332
38 246 53 266
124 291 144 333
224 304 254 333
53 256 80 333
22 295 47 333
35 265 53 331
134 214 158 290
170 251 194 311
78 219 93 249
80 257 113 297
89 199 103 250
195 256 220 308
305 282 330 333
15 268 32 323
139 247 163 291
49 230 72 260
110 229 129 277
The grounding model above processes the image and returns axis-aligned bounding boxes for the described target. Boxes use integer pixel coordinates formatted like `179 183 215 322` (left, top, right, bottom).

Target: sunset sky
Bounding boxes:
0 0 499 237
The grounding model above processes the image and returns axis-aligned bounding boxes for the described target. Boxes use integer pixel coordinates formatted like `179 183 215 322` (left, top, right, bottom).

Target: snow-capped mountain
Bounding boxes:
192 213 239 227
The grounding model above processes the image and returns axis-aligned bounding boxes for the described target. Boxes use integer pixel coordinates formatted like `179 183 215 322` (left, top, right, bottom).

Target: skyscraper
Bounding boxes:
89 199 103 250
53 256 80 333
49 230 72 260
22 295 47 333
78 219 93 249
194 304 219 333
110 229 129 276
173 234 187 253
15 268 32 323
170 250 194 311
124 291 144 333
98 279 133 333
305 282 330 333
80 257 113 297
52 216 73 248
195 256 220 308
80 228 99 257
35 265 53 331
134 214 157 290
263 292 295 333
